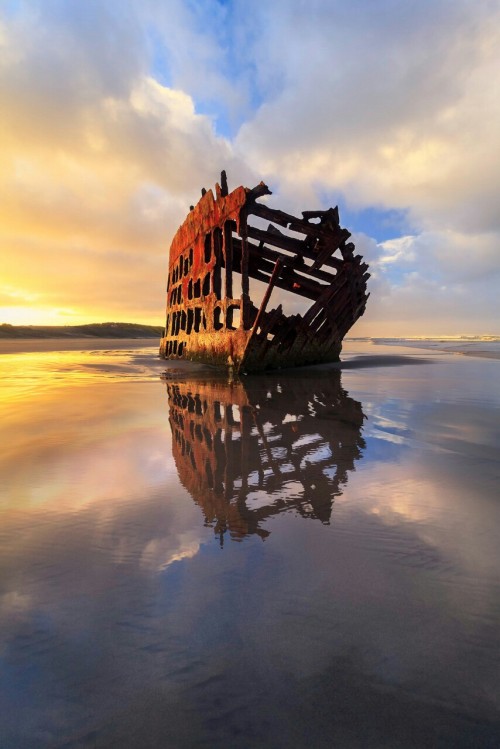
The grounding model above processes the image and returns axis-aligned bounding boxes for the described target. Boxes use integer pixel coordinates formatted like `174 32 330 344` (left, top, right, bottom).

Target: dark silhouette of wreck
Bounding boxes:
160 171 369 372
165 370 365 544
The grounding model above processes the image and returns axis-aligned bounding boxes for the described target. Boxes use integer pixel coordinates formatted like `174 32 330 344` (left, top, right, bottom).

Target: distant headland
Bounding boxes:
0 322 163 339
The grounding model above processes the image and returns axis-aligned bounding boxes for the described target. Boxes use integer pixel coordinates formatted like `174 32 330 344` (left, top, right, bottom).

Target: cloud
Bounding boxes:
228 0 500 334
1 0 499 333
381 230 500 282
0 1 255 324
235 0 500 229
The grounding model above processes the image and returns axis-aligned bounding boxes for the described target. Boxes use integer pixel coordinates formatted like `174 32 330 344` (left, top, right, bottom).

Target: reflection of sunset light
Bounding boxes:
0 347 158 404
0 348 173 517
0 352 206 585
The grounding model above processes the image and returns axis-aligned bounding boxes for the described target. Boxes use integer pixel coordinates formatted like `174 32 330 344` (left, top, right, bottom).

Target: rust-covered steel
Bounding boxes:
160 171 370 372
165 370 365 543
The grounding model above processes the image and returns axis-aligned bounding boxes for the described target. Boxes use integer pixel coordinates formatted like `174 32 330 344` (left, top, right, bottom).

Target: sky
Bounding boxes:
1 0 499 336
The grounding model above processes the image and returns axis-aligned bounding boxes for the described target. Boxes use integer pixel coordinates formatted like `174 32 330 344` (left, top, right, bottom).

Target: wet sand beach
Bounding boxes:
1 339 499 748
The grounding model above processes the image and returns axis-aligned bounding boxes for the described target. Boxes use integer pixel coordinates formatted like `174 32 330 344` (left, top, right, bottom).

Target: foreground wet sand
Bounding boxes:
1 340 499 747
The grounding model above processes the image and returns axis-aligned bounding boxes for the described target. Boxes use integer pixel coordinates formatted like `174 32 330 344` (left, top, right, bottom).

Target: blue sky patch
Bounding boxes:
318 189 414 242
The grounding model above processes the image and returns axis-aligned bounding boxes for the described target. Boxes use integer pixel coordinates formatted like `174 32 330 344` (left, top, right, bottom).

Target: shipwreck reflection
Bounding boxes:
166 370 365 543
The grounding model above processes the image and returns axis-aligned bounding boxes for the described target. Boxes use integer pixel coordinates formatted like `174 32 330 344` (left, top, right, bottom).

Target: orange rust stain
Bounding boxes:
168 186 246 270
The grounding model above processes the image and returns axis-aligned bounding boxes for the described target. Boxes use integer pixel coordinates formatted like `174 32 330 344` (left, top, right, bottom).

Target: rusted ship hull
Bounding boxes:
160 172 369 372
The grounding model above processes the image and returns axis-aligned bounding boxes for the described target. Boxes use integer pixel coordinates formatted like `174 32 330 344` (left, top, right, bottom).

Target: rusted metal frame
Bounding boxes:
289 219 350 246
161 174 369 370
232 236 339 284
328 279 358 330
311 239 344 270
251 257 285 338
247 201 351 245
246 202 314 230
247 253 326 295
301 208 339 221
238 206 252 330
245 306 288 363
252 243 338 284
302 275 350 327
247 224 308 254
260 318 297 357
318 304 342 344
232 243 325 300
248 264 319 301
281 315 326 354
257 305 285 337
212 227 223 301
246 225 345 271
231 245 298 299
220 170 229 197
245 182 272 202
270 316 305 354
275 329 314 359
340 242 355 261
223 221 234 313
329 283 366 339
307 307 331 336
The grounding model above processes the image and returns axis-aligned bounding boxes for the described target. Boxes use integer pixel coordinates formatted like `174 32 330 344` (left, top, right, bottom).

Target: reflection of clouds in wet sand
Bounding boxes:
1 343 500 747
0 495 208 747
0 375 209 744
0 378 205 629
0 382 173 513
166 370 366 543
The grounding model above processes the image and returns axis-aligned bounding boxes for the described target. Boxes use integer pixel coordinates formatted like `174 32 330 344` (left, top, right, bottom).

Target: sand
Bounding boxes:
1 339 499 748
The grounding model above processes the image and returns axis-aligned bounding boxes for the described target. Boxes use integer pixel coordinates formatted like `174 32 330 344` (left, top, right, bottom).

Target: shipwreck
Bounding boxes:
160 171 369 372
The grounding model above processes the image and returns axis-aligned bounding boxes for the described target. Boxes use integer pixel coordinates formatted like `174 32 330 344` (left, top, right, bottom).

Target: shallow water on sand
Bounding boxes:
1 339 499 748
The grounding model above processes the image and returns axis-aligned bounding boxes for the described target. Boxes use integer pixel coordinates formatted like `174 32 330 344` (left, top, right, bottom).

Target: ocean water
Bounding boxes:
1 339 499 748
369 336 500 360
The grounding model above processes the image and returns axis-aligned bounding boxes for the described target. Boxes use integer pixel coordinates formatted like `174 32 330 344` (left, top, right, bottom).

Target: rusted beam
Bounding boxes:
302 208 339 222
246 225 344 271
251 257 285 336
220 170 228 197
247 202 308 229
224 221 234 300
232 236 339 283
248 202 351 244
234 246 325 300
245 182 273 201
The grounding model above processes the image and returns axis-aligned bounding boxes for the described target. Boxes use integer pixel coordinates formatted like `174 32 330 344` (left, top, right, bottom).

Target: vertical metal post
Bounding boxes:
241 235 250 328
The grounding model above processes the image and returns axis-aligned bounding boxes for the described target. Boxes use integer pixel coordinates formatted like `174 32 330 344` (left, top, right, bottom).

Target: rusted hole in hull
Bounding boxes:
204 234 212 264
214 307 223 331
202 272 210 297
194 307 202 333
227 305 240 330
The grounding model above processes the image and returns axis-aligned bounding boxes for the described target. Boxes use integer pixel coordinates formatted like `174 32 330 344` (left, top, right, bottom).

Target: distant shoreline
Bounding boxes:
0 337 161 355
0 323 163 339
